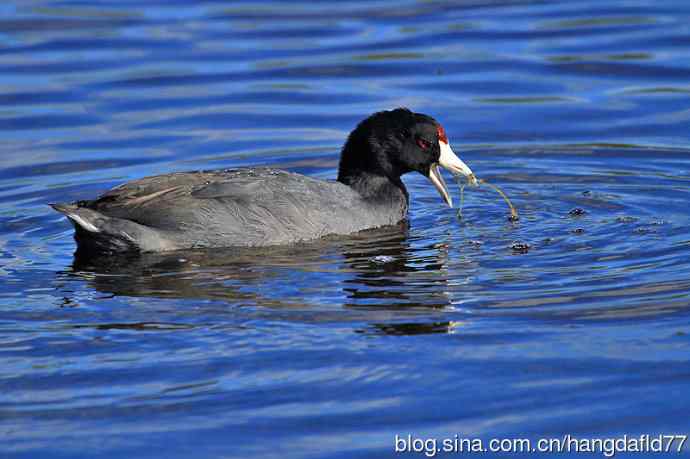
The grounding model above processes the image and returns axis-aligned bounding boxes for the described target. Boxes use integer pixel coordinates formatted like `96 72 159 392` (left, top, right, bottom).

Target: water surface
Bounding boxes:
2 1 690 458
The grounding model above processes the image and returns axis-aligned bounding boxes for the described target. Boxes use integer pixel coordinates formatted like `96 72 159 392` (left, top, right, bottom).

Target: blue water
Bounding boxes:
2 1 690 458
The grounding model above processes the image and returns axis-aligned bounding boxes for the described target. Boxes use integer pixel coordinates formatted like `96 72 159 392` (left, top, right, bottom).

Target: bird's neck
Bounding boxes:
336 132 409 207
338 168 409 206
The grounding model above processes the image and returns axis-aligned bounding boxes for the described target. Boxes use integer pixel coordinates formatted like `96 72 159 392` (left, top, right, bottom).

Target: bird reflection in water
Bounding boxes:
60 223 473 335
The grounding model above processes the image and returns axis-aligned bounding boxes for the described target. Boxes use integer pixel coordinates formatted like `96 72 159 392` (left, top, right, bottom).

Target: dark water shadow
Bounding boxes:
58 223 461 335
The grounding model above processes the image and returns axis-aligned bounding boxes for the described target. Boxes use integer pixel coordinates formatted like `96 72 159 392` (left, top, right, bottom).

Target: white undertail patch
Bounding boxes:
67 213 100 233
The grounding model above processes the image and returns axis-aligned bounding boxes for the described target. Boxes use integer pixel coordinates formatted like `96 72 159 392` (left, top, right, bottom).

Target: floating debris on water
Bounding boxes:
511 242 531 253
569 208 586 217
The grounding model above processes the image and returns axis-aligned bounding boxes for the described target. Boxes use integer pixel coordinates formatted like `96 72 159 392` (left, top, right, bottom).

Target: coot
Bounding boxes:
52 108 476 253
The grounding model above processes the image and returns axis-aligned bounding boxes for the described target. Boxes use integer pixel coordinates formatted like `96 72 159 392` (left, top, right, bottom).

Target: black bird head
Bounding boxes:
338 107 477 206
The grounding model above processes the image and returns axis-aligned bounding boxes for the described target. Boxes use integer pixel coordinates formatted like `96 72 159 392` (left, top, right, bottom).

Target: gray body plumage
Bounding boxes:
52 168 407 253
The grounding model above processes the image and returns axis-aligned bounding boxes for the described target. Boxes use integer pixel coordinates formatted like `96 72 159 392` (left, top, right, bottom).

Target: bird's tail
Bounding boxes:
50 203 106 233
50 202 172 253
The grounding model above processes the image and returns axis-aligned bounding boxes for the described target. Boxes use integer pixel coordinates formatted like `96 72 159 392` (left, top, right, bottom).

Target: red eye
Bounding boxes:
416 137 431 150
